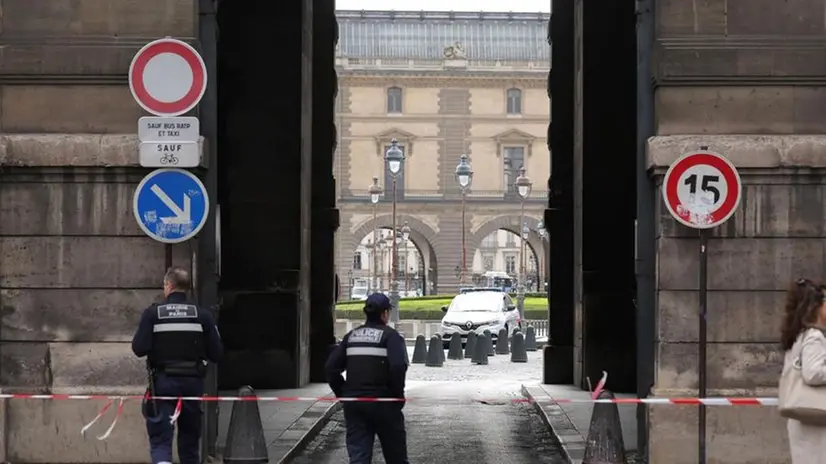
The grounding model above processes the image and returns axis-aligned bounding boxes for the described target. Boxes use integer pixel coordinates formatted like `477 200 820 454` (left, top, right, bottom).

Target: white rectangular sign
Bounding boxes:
138 116 200 142
139 142 200 168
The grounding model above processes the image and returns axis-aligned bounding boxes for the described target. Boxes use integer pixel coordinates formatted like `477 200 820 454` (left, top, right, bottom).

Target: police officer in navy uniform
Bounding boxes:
132 266 223 464
326 293 410 464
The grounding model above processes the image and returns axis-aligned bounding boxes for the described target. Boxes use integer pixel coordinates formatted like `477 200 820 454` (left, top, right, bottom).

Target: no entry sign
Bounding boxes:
129 38 207 117
662 151 742 229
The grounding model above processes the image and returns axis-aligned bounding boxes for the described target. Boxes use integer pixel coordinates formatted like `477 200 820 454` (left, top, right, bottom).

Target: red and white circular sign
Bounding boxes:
662 151 742 229
129 38 207 117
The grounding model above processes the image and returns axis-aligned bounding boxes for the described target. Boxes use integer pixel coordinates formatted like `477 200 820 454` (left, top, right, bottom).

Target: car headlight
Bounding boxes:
481 320 501 326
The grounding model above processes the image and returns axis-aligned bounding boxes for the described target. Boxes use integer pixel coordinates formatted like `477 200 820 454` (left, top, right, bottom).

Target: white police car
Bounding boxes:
439 290 521 348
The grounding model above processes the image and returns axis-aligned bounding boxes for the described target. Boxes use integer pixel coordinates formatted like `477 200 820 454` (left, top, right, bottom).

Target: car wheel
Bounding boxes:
443 341 450 350
504 324 509 338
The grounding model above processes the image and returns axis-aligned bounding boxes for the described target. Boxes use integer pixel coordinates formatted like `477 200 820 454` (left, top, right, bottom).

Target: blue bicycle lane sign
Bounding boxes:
132 168 210 243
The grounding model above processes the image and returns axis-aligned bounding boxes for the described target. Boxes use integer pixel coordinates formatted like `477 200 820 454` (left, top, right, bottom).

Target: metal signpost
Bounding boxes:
130 38 207 168
661 149 742 464
133 168 210 244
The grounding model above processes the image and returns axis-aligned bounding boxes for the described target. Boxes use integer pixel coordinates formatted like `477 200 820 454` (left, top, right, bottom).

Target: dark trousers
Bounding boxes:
145 374 203 464
343 402 409 464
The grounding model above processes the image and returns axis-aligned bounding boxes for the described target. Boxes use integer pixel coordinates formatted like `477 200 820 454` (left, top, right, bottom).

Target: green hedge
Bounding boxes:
335 308 548 321
335 294 548 321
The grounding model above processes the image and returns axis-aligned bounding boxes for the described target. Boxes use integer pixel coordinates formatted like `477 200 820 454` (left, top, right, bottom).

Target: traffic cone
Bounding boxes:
448 332 464 360
411 335 427 363
465 332 477 359
510 332 528 362
582 390 627 464
425 335 443 367
525 326 537 351
222 386 268 463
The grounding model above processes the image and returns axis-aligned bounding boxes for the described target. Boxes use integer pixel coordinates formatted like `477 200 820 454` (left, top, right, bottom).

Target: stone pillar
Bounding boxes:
646 1 826 461
545 0 575 384
309 0 339 382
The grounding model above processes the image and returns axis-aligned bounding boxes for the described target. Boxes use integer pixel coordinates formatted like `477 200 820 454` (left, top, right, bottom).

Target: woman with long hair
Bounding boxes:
782 278 826 462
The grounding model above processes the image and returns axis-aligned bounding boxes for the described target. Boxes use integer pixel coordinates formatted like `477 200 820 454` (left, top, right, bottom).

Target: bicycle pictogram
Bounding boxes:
160 153 179 165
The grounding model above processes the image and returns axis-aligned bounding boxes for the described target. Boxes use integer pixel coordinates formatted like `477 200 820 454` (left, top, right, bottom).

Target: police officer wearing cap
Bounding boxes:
132 266 223 464
326 292 410 464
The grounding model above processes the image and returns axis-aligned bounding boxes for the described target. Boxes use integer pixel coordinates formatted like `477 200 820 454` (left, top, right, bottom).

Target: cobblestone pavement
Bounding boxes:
291 348 565 463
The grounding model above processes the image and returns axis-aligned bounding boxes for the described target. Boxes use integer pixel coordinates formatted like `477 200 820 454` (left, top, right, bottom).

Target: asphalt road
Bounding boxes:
290 349 566 463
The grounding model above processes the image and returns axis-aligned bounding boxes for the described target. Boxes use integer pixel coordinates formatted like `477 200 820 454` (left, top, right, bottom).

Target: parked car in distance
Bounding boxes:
350 285 369 301
439 290 521 348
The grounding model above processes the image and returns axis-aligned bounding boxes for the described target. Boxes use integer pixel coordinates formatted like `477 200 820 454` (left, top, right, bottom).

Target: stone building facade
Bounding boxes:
334 10 551 297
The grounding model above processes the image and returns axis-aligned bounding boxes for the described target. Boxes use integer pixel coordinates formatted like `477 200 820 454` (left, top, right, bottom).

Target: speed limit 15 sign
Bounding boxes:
662 151 742 229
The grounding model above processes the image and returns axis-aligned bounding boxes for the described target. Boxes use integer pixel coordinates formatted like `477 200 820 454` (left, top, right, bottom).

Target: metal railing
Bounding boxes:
524 319 548 339
336 57 550 72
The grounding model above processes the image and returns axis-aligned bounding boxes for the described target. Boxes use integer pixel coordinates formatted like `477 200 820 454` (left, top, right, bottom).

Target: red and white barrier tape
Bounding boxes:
0 393 780 405
10 390 781 440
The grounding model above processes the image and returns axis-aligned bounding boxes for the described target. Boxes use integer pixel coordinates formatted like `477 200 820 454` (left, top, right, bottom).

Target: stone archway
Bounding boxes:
343 214 440 298
468 214 547 290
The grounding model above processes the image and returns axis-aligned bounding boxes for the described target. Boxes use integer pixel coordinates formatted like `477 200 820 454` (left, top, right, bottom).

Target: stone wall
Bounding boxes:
646 135 826 463
0 0 200 461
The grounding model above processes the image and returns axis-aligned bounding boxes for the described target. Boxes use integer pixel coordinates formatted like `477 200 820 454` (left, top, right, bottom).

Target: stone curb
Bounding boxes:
273 400 343 463
521 384 586 464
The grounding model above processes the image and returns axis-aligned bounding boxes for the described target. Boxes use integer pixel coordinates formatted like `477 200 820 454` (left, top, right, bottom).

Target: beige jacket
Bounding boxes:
787 328 826 464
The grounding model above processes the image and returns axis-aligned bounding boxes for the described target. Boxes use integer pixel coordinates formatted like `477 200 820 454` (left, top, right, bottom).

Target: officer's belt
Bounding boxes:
154 361 203 377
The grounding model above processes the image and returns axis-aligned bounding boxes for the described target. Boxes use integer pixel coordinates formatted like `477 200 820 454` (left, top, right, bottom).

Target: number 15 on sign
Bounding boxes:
662 151 742 230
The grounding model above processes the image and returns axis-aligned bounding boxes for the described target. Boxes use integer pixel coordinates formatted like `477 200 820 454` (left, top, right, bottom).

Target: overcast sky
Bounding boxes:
336 0 550 13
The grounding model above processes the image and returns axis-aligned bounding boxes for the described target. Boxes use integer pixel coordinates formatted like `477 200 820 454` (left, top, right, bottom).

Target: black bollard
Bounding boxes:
425 335 444 367
465 332 477 359
448 333 464 360
222 386 268 463
411 335 427 363
525 326 537 351
510 332 528 363
495 328 510 354
484 330 494 356
582 390 627 464
473 334 489 365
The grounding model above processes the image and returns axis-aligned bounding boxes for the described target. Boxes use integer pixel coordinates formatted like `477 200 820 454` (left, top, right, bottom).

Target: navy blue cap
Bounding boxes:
365 292 392 311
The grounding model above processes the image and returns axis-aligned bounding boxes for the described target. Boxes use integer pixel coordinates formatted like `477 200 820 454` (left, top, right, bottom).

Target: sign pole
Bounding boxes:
698 229 709 464
661 148 741 464
165 244 173 269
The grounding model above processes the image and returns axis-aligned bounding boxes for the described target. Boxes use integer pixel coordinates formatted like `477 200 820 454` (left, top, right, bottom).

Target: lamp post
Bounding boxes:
514 167 532 319
385 139 405 324
455 154 473 286
521 222 530 293
368 177 383 293
401 221 410 295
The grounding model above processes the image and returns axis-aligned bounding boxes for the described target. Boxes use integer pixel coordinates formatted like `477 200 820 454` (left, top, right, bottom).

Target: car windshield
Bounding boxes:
448 293 502 312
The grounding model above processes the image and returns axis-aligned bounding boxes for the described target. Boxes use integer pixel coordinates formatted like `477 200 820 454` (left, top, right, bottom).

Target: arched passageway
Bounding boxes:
344 215 439 298
469 215 546 274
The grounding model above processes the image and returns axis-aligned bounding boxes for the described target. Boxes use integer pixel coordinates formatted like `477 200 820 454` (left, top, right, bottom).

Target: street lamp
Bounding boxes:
385 139 405 324
401 221 411 295
455 154 473 285
514 167 532 319
536 220 547 291
368 177 383 293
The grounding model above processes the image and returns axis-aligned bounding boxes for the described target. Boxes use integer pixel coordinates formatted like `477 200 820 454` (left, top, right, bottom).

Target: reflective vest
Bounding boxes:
343 323 394 395
150 303 207 373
